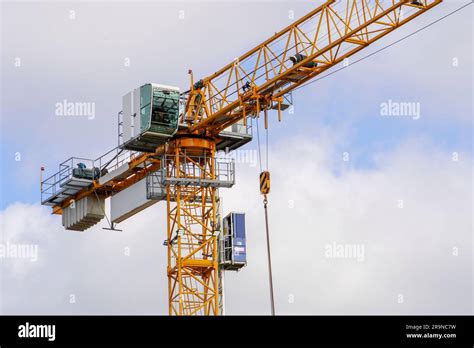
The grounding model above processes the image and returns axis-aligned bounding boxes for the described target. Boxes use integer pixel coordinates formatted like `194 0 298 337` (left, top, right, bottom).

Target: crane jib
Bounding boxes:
185 0 442 135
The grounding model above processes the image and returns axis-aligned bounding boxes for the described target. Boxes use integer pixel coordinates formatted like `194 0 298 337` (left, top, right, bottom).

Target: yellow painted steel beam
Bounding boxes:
51 153 161 214
166 141 219 316
185 0 441 135
182 259 215 268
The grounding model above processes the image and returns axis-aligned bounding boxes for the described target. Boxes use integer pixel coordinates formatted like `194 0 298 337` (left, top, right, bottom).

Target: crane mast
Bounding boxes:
165 138 221 315
40 0 442 315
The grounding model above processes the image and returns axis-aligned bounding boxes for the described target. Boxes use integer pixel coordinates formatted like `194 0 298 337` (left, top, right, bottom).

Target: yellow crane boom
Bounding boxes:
184 0 441 135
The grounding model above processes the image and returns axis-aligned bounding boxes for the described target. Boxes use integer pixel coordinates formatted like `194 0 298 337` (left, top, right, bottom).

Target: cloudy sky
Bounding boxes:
0 0 472 315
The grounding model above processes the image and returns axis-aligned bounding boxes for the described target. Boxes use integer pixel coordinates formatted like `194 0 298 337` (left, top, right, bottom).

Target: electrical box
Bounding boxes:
217 120 253 152
220 212 247 271
121 83 180 152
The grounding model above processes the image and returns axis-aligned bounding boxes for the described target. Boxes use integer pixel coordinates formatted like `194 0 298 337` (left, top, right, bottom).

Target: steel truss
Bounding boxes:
166 138 221 315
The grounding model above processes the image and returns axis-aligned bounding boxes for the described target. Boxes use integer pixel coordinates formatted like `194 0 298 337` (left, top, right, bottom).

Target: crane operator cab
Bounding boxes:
120 83 180 152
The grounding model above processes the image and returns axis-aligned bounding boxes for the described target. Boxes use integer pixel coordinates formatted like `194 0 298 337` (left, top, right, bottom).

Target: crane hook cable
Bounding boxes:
265 121 269 171
256 115 276 315
255 115 263 172
263 194 276 316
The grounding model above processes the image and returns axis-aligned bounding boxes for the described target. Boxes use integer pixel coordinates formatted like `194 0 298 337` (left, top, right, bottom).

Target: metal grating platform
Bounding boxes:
216 130 253 152
164 177 234 188
42 177 93 206
146 155 235 203
41 146 138 208
161 154 235 188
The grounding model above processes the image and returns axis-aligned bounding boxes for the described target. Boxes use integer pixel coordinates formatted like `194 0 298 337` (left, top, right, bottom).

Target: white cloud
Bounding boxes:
1 128 471 314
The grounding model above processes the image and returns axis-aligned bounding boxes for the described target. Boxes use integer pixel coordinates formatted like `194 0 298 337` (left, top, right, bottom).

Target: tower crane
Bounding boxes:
40 0 442 315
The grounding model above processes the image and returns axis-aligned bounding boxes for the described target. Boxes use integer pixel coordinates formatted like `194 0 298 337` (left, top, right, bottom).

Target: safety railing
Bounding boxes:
160 154 235 188
41 145 139 204
41 156 94 204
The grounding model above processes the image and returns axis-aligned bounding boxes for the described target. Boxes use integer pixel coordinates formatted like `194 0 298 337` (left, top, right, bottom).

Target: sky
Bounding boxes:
0 0 472 315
